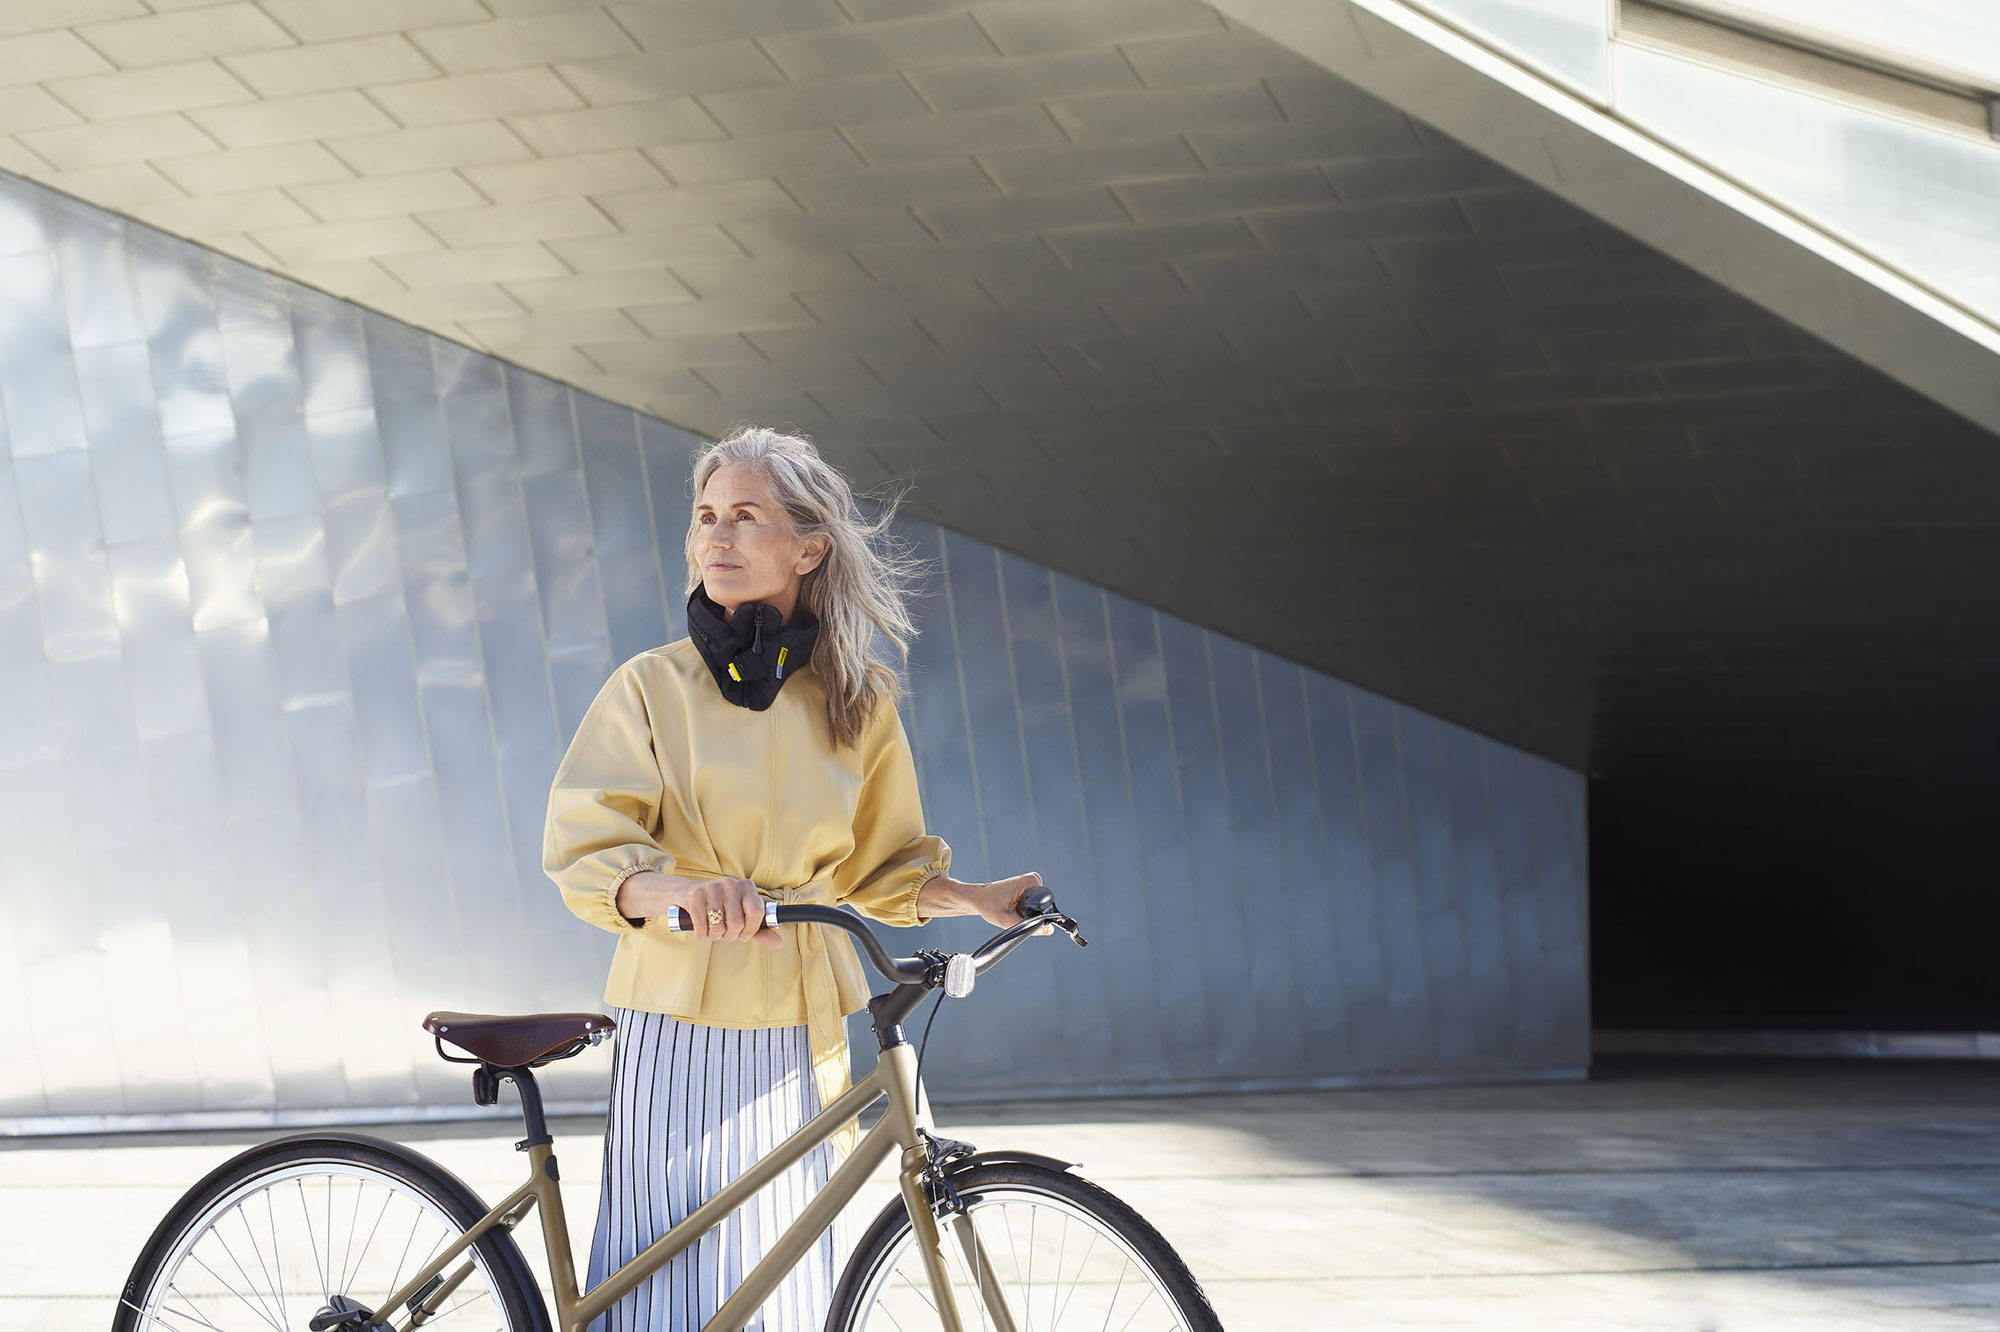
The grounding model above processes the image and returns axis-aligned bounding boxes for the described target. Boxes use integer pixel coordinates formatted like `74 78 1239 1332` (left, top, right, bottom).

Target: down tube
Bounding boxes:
703 1114 903 1332
568 1064 889 1332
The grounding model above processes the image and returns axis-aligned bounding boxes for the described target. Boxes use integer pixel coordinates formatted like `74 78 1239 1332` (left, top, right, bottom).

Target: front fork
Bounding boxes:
922 1141 1020 1332
881 1043 1021 1332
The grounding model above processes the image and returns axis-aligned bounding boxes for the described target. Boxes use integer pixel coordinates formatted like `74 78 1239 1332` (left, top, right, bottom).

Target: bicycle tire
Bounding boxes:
112 1131 550 1332
826 1160 1222 1332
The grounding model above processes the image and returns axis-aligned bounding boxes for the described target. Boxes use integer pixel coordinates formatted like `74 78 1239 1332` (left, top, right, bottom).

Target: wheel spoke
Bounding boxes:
339 1183 397 1297
130 1151 527 1332
123 1294 193 1332
842 1174 1208 1332
207 1207 284 1332
324 1174 338 1294
1047 1211 1070 1329
1026 1205 1037 1320
186 1249 284 1332
229 1193 285 1331
897 1269 937 1315
1050 1228 1099 1329
413 1223 452 1294
335 1170 365 1296
296 1177 329 1303
388 1196 426 1301
164 1281 230 1332
952 1216 992 1332
429 1290 498 1322
261 1186 287 1329
1098 1259 1127 1332
1001 1206 1027 1305
1111 1283 1159 1332
877 1291 913 1332
120 1292 224 1332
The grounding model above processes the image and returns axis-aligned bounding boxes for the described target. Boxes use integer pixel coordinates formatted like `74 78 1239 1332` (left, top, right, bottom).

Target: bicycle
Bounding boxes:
112 887 1223 1332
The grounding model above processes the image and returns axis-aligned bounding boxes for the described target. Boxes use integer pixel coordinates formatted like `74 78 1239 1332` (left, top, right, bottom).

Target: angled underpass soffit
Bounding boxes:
3 1 1998 778
1207 0 2000 438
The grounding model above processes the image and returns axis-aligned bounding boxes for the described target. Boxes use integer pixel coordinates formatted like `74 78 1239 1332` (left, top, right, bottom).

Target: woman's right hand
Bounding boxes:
673 876 783 949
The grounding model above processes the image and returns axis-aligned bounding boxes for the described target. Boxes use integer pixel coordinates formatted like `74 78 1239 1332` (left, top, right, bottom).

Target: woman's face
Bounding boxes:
696 461 827 622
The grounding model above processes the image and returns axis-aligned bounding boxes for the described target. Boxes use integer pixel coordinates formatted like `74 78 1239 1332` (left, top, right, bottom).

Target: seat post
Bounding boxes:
492 1065 553 1152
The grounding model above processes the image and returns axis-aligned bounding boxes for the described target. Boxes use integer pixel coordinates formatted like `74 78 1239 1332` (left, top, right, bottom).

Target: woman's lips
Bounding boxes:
708 562 739 570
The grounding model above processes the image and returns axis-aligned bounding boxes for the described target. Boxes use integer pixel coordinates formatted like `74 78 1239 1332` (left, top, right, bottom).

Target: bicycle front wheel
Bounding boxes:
828 1160 1221 1332
112 1132 548 1332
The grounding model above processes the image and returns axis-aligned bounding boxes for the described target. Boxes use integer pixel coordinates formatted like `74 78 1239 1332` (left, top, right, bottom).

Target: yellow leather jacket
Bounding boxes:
543 639 950 1153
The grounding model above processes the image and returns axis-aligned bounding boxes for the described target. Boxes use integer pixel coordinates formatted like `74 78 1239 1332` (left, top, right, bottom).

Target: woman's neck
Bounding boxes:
713 586 799 622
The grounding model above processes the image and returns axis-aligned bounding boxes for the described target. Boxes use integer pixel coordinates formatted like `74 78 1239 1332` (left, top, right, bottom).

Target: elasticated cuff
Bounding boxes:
607 860 670 931
908 863 949 927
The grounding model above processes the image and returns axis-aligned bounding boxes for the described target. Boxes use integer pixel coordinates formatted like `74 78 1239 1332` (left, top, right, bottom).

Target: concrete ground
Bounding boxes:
6 1058 2000 1330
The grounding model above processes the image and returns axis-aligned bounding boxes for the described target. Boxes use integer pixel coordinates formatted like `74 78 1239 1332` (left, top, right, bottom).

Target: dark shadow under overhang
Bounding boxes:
843 0 2000 783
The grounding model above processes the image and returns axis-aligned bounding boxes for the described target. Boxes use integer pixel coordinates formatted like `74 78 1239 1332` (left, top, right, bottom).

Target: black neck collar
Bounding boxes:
685 583 819 710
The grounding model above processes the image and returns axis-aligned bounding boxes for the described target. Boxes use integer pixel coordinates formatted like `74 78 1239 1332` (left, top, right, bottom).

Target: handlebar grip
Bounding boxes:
661 902 781 933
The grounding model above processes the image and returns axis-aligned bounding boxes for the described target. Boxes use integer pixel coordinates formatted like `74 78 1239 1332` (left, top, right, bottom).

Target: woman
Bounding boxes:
543 425 1043 1332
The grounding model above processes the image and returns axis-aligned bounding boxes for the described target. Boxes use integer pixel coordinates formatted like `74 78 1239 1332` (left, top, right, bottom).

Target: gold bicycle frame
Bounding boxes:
366 1040 1017 1332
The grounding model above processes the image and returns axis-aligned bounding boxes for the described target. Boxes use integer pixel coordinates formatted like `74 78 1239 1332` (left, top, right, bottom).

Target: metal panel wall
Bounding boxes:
895 530 1589 1099
0 175 1587 1131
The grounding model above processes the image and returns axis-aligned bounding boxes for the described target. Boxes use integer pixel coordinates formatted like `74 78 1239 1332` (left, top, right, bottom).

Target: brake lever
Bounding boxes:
1012 884 1086 943
979 909 1087 958
1046 912 1087 947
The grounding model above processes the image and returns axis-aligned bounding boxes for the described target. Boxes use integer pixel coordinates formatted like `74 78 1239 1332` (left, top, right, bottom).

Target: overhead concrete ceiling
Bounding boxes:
2 0 1998 779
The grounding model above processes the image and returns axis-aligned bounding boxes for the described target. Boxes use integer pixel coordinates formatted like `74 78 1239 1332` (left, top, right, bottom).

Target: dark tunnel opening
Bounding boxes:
1592 774 2000 1033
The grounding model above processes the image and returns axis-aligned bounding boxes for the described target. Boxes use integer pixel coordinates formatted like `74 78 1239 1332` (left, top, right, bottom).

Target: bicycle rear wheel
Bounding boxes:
827 1160 1221 1332
112 1132 548 1332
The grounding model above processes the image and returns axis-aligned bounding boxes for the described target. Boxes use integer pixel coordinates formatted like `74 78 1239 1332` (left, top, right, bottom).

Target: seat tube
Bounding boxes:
880 1042 967 1332
525 1144 584 1332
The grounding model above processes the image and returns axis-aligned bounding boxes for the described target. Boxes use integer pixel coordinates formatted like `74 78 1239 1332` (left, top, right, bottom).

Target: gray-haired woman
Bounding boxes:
543 426 1043 1331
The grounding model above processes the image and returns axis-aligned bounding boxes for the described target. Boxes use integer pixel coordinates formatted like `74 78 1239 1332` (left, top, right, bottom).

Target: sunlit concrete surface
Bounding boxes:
6 1058 2000 1330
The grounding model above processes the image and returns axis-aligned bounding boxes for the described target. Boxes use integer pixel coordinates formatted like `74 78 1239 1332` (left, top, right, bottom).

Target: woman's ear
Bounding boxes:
797 533 831 575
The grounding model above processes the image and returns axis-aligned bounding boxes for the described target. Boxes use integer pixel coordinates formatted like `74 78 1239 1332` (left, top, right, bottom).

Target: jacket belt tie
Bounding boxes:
761 877 860 1159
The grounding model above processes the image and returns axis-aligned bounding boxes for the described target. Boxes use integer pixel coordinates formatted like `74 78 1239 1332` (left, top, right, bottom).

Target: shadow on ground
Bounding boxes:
8 1057 2000 1330
926 1056 2000 1326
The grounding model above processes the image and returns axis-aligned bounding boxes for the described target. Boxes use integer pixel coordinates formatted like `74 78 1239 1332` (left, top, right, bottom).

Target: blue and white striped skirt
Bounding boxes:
585 1009 839 1332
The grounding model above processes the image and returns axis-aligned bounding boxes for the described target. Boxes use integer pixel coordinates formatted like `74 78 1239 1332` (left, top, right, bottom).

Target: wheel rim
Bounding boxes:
849 1183 1193 1331
128 1160 518 1332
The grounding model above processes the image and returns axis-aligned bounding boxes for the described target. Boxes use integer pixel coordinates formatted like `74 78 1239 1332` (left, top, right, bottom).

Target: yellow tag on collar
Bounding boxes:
727 662 741 681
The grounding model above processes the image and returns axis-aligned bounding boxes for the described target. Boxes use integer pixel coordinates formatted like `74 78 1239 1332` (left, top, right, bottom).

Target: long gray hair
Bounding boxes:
683 426 934 750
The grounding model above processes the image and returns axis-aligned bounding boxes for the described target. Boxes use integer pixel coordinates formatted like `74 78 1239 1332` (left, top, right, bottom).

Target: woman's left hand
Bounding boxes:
917 871 1053 934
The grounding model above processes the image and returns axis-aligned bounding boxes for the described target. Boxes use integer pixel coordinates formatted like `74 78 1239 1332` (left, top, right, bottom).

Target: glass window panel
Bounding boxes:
1416 0 1611 95
1616 42 2000 325
1673 0 2000 89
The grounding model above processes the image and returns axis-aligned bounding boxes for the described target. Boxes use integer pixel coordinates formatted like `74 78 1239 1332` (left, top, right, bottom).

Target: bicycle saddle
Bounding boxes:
423 1011 615 1067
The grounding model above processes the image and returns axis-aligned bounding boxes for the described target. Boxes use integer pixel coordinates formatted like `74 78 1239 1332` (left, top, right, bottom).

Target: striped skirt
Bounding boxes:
585 1009 839 1332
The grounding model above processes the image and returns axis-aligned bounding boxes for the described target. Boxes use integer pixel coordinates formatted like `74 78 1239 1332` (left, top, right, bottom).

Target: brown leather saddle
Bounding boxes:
423 1011 616 1068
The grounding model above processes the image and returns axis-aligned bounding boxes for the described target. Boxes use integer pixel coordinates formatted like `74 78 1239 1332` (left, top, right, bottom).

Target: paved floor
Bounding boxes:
6 1058 2000 1330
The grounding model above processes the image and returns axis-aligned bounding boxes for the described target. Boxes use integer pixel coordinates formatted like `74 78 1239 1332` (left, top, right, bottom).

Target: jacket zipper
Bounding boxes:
764 697 780 1015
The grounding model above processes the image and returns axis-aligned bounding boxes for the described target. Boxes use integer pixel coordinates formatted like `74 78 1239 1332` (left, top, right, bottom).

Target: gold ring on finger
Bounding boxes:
707 908 726 926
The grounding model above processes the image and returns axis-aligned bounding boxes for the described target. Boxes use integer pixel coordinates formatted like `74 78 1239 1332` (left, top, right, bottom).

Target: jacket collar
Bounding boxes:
685 582 819 710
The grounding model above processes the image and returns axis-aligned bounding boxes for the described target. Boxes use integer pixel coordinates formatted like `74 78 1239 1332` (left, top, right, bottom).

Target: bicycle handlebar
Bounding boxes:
657 884 1085 988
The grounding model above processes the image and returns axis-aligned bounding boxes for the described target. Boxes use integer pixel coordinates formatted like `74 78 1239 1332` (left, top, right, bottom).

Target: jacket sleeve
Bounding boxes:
543 664 679 935
833 698 951 927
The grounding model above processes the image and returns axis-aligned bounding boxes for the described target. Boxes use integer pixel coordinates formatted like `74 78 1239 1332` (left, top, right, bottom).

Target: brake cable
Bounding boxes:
911 949 972 1216
914 989 946 1094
